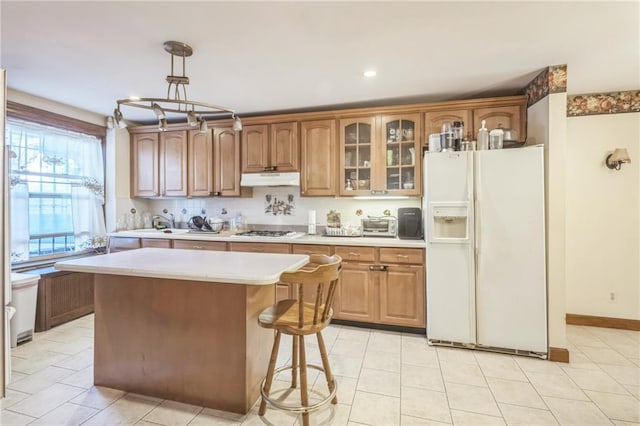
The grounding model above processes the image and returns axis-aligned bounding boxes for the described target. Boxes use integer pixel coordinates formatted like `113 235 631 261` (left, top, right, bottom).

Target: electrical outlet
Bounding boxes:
609 292 616 303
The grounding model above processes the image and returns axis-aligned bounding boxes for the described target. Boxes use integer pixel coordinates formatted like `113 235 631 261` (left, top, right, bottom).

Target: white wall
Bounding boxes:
566 112 640 320
527 93 568 350
7 89 105 126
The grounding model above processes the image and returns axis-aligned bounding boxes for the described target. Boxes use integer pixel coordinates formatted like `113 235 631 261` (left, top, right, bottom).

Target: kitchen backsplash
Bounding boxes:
140 187 421 229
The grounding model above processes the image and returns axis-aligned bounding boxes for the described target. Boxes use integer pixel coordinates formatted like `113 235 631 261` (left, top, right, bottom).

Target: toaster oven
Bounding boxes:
361 216 397 237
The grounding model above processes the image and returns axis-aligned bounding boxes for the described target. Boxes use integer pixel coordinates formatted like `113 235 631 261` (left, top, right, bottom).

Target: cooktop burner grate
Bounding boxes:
234 230 296 237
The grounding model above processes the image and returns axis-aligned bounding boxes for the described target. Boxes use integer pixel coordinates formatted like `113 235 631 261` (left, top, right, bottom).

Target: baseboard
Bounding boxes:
566 313 640 331
548 347 570 363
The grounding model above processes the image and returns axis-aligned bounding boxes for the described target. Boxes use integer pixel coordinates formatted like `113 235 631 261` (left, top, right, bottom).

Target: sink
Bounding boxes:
136 228 190 234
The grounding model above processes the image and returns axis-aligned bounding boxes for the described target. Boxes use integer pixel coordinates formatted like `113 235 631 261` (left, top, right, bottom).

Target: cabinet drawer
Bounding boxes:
334 246 376 262
229 242 291 254
292 244 332 256
173 240 227 251
141 238 173 248
108 237 141 252
379 248 424 265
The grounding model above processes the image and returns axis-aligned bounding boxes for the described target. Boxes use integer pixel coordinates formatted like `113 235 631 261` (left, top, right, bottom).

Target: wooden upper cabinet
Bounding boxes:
271 122 298 172
300 119 336 197
188 130 213 197
241 122 298 173
473 105 524 141
424 109 473 142
160 130 188 197
131 133 159 197
339 116 375 196
379 113 421 196
213 127 243 196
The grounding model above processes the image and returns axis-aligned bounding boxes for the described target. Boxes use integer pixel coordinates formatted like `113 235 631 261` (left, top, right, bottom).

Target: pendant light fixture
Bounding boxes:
113 41 241 132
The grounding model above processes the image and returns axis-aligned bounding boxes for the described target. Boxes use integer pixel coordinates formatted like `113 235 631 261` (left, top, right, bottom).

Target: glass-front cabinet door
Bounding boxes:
339 117 375 196
379 114 421 195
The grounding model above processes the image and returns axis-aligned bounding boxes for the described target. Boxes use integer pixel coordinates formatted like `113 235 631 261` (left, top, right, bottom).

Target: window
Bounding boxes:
6 109 107 264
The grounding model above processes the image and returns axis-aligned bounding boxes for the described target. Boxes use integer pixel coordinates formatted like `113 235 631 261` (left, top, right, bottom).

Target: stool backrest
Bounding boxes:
278 254 342 329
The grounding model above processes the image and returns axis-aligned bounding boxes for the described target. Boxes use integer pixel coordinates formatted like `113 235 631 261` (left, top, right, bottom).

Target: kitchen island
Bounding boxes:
55 248 309 414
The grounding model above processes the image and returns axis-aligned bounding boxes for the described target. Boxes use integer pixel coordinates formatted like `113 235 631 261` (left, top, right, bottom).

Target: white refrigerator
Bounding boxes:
424 145 547 355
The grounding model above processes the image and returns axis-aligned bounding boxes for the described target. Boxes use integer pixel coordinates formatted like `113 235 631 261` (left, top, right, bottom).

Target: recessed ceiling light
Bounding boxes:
363 70 377 78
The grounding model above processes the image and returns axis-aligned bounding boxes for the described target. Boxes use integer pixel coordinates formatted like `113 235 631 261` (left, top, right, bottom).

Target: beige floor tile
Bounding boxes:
8 382 86 418
498 403 559 425
350 391 400 426
475 353 528 382
525 371 589 401
7 371 28 384
401 364 445 392
356 368 401 397
331 338 369 358
363 350 401 373
630 358 640 368
302 403 351 426
609 343 640 360
241 405 298 426
402 345 439 368
566 333 608 348
562 366 629 394
0 389 30 410
367 331 402 354
436 347 478 365
585 390 640 423
312 374 357 405
599 364 640 386
401 415 450 425
82 393 161 425
441 361 487 387
445 382 500 417
0 409 36 426
623 385 640 399
328 354 363 379
142 399 203 425
578 346 635 367
486 377 546 410
514 357 565 376
10 338 65 359
44 336 95 355
59 366 95 389
565 352 601 370
7 365 74 394
188 407 245 425
450 409 506 425
611 420 640 426
71 385 126 409
29 402 99 426
400 386 451 424
53 348 94 371
338 327 371 343
543 396 612 425
588 329 638 347
11 351 69 375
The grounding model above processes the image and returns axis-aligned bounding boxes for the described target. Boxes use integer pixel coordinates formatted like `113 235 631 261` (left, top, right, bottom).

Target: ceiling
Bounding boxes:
2 1 639 124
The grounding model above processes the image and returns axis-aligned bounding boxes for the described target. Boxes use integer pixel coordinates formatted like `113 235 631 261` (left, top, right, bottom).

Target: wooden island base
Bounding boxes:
93 274 274 414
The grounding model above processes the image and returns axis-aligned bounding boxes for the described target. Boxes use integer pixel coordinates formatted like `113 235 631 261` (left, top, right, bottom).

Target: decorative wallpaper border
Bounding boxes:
525 64 567 107
567 90 640 117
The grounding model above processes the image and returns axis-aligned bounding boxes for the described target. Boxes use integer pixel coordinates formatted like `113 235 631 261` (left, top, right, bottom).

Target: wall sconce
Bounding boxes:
605 148 631 170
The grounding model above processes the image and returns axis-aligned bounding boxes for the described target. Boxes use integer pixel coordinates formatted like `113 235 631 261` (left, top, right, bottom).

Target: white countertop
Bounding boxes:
110 229 426 248
54 248 309 285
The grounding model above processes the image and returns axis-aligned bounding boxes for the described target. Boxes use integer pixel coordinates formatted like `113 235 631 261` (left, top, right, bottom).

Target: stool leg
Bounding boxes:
259 330 281 416
291 334 299 388
299 334 310 426
316 331 338 404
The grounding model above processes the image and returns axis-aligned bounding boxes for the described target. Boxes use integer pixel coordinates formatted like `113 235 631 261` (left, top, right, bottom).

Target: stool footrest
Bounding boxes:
260 363 338 414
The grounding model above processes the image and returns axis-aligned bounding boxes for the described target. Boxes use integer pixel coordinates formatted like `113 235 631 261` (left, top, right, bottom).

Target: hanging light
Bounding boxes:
232 114 243 131
114 41 242 130
198 117 208 133
113 108 127 129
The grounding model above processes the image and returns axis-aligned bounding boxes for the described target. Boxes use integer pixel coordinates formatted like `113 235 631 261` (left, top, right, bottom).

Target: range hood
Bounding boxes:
240 172 300 187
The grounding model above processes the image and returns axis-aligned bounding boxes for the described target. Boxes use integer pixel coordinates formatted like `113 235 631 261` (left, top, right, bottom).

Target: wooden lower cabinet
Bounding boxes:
334 262 376 323
35 270 95 332
141 238 172 248
228 242 290 254
173 240 227 251
333 246 425 328
108 237 141 253
379 265 425 327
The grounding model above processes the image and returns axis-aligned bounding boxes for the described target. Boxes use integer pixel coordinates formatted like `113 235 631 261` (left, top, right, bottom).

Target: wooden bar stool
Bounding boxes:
258 254 342 426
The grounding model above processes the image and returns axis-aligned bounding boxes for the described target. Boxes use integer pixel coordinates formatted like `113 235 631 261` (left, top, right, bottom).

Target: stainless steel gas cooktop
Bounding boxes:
231 230 304 239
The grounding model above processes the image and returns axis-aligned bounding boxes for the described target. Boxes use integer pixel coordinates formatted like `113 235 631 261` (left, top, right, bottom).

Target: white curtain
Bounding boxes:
9 181 29 262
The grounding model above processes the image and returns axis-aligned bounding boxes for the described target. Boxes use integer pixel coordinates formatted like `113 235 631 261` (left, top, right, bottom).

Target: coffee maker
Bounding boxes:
397 207 423 240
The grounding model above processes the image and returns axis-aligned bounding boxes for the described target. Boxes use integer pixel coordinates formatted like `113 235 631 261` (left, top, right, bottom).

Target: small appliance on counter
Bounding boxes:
361 216 397 238
397 207 423 239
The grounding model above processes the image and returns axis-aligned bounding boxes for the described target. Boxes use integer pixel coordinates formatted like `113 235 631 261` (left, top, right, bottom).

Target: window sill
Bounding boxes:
12 250 104 273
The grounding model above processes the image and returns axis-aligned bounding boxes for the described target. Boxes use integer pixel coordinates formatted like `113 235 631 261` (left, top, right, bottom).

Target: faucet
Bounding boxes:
152 213 175 229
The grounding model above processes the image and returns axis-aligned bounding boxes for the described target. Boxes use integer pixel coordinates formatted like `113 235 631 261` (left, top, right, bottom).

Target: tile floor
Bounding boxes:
2 315 639 425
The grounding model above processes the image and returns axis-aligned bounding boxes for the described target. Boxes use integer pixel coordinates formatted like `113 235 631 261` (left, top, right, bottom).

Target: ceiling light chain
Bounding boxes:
113 41 242 132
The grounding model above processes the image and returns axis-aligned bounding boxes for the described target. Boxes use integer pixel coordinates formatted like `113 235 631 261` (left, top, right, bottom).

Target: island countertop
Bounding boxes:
55 247 309 285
